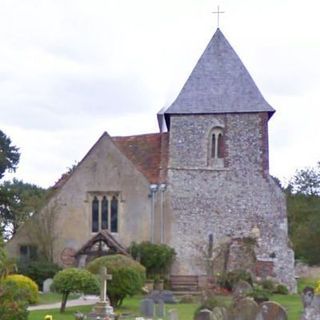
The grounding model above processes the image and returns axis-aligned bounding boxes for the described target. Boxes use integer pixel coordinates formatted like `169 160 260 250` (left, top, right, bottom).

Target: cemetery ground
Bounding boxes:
28 292 303 319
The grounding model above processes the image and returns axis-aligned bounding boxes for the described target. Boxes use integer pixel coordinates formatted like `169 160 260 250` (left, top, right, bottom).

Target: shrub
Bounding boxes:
216 270 253 290
129 241 175 277
247 285 271 303
87 254 146 307
274 284 289 295
0 281 29 320
194 297 224 318
3 274 39 304
18 260 61 288
52 268 99 313
260 279 276 293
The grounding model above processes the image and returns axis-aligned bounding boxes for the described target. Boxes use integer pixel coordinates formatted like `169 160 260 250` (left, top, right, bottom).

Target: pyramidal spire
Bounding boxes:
165 28 275 117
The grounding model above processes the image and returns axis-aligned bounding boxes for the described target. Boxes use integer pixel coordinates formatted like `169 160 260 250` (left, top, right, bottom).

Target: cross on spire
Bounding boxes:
212 5 225 28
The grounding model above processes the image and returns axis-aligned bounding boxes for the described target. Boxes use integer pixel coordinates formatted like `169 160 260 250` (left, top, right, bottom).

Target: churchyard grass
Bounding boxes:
28 293 304 320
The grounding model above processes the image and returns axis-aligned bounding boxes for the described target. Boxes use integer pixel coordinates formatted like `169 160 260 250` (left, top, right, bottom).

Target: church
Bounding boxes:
6 28 296 291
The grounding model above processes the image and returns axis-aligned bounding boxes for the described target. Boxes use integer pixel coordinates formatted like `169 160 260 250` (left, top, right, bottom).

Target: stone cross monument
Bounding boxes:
88 266 114 320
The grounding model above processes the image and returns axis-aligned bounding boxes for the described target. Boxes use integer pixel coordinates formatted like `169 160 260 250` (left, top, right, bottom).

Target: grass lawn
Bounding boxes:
28 293 304 320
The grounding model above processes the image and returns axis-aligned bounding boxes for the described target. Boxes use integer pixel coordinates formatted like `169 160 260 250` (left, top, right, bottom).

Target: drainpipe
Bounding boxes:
149 184 158 243
159 183 166 243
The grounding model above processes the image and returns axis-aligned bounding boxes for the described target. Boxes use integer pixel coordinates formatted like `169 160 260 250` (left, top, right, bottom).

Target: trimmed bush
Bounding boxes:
87 254 146 307
18 260 61 288
247 285 271 303
129 241 175 277
274 284 289 295
0 281 29 320
52 268 99 313
3 274 39 304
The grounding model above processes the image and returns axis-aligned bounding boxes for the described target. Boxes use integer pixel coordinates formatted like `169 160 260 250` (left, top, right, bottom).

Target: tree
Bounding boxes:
0 179 47 239
0 130 20 180
86 255 146 307
0 235 16 279
289 162 320 196
52 268 99 313
26 199 59 262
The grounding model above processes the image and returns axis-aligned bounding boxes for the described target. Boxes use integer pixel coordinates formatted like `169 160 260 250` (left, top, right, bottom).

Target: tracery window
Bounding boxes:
91 194 119 233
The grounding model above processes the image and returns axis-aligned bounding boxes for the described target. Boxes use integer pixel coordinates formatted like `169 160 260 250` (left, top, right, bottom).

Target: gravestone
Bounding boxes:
147 290 178 304
232 297 259 320
256 301 287 320
212 307 228 320
232 280 252 302
168 308 179 320
194 308 213 320
140 298 154 318
301 288 320 320
42 278 53 293
155 299 165 318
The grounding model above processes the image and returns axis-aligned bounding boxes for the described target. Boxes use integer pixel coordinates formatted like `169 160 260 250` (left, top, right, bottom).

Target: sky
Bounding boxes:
1 0 320 188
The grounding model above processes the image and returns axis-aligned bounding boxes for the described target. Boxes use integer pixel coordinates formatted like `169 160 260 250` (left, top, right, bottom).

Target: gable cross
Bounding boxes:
99 266 112 302
212 5 225 28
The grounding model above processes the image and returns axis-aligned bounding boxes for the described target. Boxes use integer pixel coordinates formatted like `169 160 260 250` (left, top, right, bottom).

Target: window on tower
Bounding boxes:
209 127 225 167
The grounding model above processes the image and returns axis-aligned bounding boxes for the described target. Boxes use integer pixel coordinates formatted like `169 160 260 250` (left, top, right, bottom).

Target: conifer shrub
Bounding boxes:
3 274 39 304
87 254 146 307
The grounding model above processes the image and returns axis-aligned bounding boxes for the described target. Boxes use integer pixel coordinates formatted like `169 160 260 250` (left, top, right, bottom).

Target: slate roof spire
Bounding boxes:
165 28 275 120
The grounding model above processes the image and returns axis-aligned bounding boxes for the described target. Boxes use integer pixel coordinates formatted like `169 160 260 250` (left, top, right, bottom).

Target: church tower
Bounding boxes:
164 29 296 291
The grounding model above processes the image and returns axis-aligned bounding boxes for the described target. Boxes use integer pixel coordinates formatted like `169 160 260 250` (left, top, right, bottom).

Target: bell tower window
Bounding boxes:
209 127 225 167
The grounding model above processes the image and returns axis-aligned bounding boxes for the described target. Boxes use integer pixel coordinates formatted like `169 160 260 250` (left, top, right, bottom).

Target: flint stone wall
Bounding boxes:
167 113 296 292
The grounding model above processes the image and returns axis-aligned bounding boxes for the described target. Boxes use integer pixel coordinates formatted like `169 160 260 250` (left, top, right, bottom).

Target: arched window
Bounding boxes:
101 196 108 230
111 196 118 233
92 196 99 232
209 127 225 167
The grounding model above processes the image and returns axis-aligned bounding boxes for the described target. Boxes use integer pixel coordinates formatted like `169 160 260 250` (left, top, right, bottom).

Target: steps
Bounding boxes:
169 275 200 294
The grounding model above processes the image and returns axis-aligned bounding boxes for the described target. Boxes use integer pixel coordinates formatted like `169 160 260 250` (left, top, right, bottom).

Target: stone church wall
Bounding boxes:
166 113 296 292
7 134 154 267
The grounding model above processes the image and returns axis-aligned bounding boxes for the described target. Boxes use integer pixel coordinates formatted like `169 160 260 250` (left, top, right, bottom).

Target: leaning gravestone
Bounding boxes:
140 298 154 318
212 307 228 320
168 308 179 320
256 301 287 320
232 297 259 320
42 278 53 293
232 280 252 302
194 308 213 320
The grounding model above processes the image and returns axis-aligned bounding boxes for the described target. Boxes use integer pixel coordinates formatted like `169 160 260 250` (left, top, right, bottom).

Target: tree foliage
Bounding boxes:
287 162 320 264
0 130 20 180
52 268 99 313
0 179 47 239
87 254 145 307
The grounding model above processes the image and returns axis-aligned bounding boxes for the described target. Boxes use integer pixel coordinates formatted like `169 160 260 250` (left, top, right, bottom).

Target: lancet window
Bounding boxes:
91 194 119 233
209 126 225 167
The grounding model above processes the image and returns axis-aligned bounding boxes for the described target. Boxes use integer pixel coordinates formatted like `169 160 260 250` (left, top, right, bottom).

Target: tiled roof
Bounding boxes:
113 132 168 184
165 28 275 117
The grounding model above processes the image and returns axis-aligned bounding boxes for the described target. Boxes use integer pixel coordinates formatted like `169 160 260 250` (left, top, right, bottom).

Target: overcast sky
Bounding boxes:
1 0 320 188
